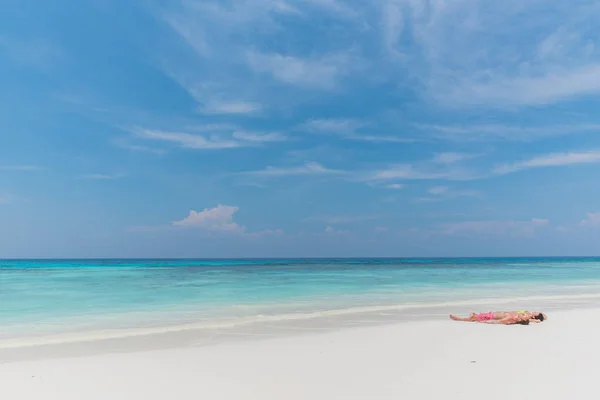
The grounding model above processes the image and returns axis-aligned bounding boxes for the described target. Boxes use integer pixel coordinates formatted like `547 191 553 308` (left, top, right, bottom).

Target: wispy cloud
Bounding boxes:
420 123 600 142
302 118 416 143
431 152 475 164
303 118 363 134
353 135 415 143
0 193 14 205
159 0 369 113
161 0 303 111
0 36 64 70
246 51 354 89
307 215 377 224
161 0 600 112
493 150 600 175
415 185 482 202
388 0 600 108
199 101 262 115
447 64 600 108
243 228 286 238
358 149 493 185
78 173 124 180
381 0 405 60
247 146 600 186
0 165 41 171
366 163 477 182
241 161 345 177
184 123 238 132
232 131 287 143
113 138 167 155
303 0 358 17
134 128 241 149
580 212 600 227
323 225 351 235
129 126 286 150
428 186 449 196
385 183 404 190
365 148 600 184
439 218 550 237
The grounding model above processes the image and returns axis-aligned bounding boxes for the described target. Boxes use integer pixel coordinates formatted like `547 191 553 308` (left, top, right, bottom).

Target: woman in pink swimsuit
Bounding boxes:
449 311 547 325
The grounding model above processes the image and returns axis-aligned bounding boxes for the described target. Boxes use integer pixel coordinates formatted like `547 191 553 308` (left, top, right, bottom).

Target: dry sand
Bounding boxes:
1 309 598 400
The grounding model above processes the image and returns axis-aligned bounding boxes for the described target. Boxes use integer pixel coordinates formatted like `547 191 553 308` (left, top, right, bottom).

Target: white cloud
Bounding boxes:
391 0 600 108
440 218 549 236
381 0 404 59
420 123 600 142
353 135 416 143
416 186 481 202
447 64 600 107
303 0 357 17
303 118 363 134
367 164 476 182
309 215 377 224
200 101 262 115
364 151 482 183
232 131 287 143
323 225 350 234
133 205 285 236
364 148 600 186
0 36 64 70
246 51 353 89
432 152 471 164
184 123 238 132
302 118 415 143
244 228 286 238
242 161 345 177
172 204 245 233
113 138 167 155
134 128 242 149
580 212 600 227
245 147 600 187
161 0 600 112
386 183 404 190
78 173 123 180
161 0 309 111
0 165 41 171
0 194 13 204
130 126 287 150
428 186 448 195
164 1 300 58
536 28 574 60
271 1 301 15
493 150 600 175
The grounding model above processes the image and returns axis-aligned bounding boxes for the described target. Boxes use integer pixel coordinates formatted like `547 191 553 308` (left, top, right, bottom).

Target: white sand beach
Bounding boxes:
1 308 597 400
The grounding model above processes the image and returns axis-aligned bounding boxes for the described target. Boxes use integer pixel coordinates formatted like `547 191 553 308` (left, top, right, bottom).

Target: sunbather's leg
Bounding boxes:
449 313 477 322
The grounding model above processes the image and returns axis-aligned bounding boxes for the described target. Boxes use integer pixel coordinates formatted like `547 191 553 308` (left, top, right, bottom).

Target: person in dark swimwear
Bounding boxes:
449 310 547 325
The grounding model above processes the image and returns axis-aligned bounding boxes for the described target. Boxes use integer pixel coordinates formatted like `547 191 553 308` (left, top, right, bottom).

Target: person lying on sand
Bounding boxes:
449 310 547 325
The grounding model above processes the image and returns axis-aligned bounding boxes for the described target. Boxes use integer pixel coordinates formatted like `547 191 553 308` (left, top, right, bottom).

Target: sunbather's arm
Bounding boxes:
480 317 513 325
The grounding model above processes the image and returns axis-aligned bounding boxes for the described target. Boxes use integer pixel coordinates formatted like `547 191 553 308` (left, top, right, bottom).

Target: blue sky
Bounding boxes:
2 0 600 258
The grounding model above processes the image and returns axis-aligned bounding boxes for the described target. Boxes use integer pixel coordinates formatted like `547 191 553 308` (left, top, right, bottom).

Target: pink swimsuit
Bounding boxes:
477 312 494 322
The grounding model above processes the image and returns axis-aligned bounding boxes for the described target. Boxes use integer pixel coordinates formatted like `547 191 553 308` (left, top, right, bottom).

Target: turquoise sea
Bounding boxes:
3 258 600 346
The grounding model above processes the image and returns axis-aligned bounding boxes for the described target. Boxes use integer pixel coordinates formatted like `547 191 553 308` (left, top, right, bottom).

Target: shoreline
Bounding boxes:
2 295 599 363
1 308 597 399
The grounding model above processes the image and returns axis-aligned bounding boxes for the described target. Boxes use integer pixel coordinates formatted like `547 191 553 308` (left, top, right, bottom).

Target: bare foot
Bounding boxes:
449 314 460 321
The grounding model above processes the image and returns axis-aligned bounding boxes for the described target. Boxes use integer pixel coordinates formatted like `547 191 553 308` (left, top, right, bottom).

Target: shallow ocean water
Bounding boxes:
2 258 600 343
